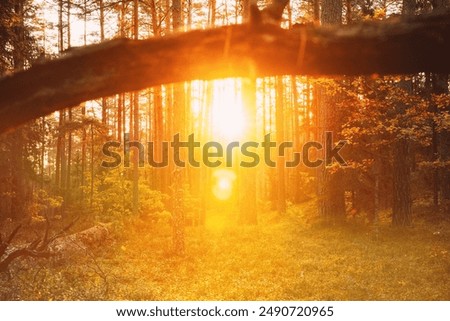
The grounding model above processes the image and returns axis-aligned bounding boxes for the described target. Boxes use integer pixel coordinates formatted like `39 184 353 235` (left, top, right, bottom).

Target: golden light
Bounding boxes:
218 178 231 190
211 79 246 141
212 169 236 201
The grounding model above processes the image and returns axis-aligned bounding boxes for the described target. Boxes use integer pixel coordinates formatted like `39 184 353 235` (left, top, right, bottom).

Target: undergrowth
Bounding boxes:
1 200 449 300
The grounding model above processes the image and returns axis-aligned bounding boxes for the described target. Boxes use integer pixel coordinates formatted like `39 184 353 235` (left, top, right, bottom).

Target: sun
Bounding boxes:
211 79 246 141
212 169 236 201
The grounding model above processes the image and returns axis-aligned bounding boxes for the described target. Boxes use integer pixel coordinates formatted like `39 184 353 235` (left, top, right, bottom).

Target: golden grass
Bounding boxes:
1 200 449 300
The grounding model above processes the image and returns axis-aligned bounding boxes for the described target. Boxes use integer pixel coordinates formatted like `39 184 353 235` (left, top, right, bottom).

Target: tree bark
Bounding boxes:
392 137 412 226
431 0 450 210
0 14 450 132
321 0 342 25
276 76 286 214
239 77 258 225
171 0 186 255
66 107 72 205
392 0 415 227
317 0 346 222
132 0 140 215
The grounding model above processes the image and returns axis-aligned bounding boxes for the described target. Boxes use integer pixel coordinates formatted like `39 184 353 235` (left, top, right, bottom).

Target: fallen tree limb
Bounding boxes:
0 12 449 132
0 220 76 272
0 223 109 272
49 224 110 255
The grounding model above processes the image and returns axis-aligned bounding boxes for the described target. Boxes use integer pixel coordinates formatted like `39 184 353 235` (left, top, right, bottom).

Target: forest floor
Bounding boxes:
1 200 450 300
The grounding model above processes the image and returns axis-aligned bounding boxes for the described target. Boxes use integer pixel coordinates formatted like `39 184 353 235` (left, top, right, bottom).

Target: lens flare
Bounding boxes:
212 169 236 201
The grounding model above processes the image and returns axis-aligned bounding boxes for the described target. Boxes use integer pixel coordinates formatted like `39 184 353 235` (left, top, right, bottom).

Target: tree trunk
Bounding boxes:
317 0 346 222
431 0 450 211
40 117 46 189
209 0 216 26
276 76 286 214
392 138 412 226
321 0 342 25
58 0 64 52
237 1 258 224
239 77 258 225
66 107 72 205
172 169 185 255
291 75 303 203
81 104 86 189
132 91 140 215
171 0 186 255
60 111 67 195
1 15 450 132
90 122 94 208
132 0 140 215
392 0 415 227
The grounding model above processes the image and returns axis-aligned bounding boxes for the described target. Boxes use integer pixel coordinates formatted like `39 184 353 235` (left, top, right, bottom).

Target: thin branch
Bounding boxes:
0 225 22 258
0 219 77 273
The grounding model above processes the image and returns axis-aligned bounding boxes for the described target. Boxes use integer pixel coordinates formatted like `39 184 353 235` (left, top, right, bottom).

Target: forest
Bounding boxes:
0 0 449 300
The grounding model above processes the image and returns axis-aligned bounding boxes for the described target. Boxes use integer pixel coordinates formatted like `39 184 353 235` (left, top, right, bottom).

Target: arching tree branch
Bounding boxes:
0 12 449 132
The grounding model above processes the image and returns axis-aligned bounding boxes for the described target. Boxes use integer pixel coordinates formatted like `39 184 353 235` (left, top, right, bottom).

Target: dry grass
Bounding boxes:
1 200 449 300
